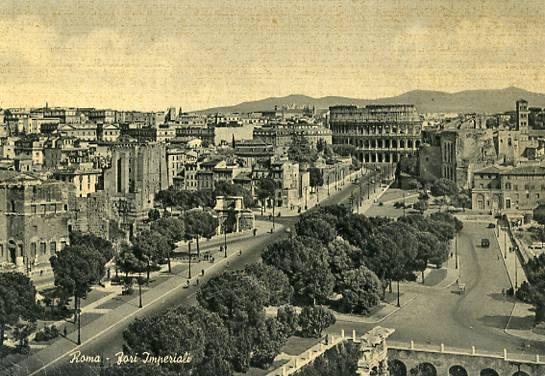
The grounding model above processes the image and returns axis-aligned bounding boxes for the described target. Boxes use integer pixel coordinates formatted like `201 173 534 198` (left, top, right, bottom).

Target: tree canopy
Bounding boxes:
0 272 39 347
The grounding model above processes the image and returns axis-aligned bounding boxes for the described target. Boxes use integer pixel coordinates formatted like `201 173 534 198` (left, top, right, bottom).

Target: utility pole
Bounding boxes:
514 250 518 291
272 198 276 231
403 192 406 216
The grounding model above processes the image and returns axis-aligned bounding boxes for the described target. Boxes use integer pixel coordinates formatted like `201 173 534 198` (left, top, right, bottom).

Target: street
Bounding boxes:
329 221 545 357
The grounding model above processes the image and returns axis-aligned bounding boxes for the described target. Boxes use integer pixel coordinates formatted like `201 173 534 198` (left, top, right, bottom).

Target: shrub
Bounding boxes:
299 306 336 338
34 325 60 342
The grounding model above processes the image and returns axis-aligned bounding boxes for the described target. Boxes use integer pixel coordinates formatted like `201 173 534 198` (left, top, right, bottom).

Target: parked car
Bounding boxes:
481 239 490 248
487 223 496 228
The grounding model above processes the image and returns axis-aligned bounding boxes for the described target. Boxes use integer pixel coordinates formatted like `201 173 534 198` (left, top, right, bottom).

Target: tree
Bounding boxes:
288 135 318 164
262 238 335 304
244 263 293 306
309 167 324 193
430 212 463 233
197 271 268 372
0 272 39 347
69 232 114 264
256 178 276 214
331 144 357 157
115 244 146 279
534 204 545 226
123 305 231 373
326 239 358 291
413 199 428 213
299 306 336 338
430 178 458 197
295 216 336 244
197 271 268 324
50 245 107 313
276 305 299 337
213 181 255 208
339 266 382 314
184 210 219 257
363 222 418 297
150 216 185 243
251 317 289 369
148 208 161 221
132 230 172 282
517 254 545 323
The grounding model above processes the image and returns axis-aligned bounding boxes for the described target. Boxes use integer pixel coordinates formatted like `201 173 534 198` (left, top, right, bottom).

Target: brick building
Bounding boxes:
0 172 74 267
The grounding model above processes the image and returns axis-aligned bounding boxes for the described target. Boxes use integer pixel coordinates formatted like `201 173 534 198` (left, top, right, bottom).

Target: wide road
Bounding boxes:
331 221 545 357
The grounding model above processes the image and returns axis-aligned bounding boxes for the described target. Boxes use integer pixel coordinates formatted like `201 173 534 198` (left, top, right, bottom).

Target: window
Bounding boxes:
50 242 57 254
31 205 37 214
31 243 37 257
505 183 512 190
0 244 3 258
514 185 519 191
40 242 46 255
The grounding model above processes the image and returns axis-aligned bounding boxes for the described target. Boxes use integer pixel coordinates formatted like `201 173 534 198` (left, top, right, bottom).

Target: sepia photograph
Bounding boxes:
1 0 545 375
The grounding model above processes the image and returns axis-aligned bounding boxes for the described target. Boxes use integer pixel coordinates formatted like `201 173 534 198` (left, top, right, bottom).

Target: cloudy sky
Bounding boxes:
0 0 543 111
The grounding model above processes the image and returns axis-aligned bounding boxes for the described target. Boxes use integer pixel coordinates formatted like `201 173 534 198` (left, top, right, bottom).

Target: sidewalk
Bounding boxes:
495 224 527 290
9 222 285 376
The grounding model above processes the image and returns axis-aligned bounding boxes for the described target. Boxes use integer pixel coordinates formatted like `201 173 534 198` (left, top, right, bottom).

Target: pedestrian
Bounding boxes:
201 269 205 276
502 288 505 296
196 279 199 286
239 249 242 256
63 326 67 337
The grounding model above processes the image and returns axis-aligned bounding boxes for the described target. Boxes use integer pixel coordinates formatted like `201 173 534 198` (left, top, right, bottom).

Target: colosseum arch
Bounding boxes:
512 371 530 376
388 359 407 376
410 362 437 376
480 369 499 376
449 365 468 376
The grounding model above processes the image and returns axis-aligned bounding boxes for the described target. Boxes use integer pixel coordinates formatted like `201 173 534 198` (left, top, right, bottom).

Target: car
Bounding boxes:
481 239 490 248
487 223 496 228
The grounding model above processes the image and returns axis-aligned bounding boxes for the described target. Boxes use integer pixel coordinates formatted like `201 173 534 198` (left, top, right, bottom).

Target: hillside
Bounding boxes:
197 87 545 114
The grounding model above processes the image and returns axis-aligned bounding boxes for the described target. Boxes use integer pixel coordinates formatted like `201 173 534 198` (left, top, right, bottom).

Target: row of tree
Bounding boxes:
120 261 335 375
155 181 255 210
261 205 461 314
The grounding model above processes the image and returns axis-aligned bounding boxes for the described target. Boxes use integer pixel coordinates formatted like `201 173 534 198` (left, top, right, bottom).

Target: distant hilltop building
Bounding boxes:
329 104 422 163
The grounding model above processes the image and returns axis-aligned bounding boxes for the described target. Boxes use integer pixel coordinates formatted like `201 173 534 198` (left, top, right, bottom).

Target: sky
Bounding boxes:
0 0 544 111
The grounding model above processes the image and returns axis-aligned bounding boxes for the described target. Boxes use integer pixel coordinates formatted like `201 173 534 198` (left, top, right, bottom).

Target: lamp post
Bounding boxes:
367 181 370 200
327 175 330 196
188 241 192 279
396 280 400 307
138 271 143 308
223 220 228 258
455 233 459 270
77 297 81 345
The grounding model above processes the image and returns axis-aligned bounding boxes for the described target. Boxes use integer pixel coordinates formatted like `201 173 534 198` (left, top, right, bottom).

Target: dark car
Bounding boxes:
481 239 490 248
487 223 496 228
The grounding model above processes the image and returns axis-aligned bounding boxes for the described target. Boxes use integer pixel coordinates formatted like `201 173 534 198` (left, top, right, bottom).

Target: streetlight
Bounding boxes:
455 233 458 270
138 271 143 308
77 297 81 345
396 280 400 307
327 175 330 196
188 241 192 279
223 219 228 258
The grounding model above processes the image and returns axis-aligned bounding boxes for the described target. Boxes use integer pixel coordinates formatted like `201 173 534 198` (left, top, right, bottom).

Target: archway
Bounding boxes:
388 359 407 376
480 369 499 376
513 371 530 376
449 365 468 376
410 362 437 376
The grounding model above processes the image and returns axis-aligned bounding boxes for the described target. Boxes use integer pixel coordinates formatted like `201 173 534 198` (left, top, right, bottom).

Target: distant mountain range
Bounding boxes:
197 87 545 114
